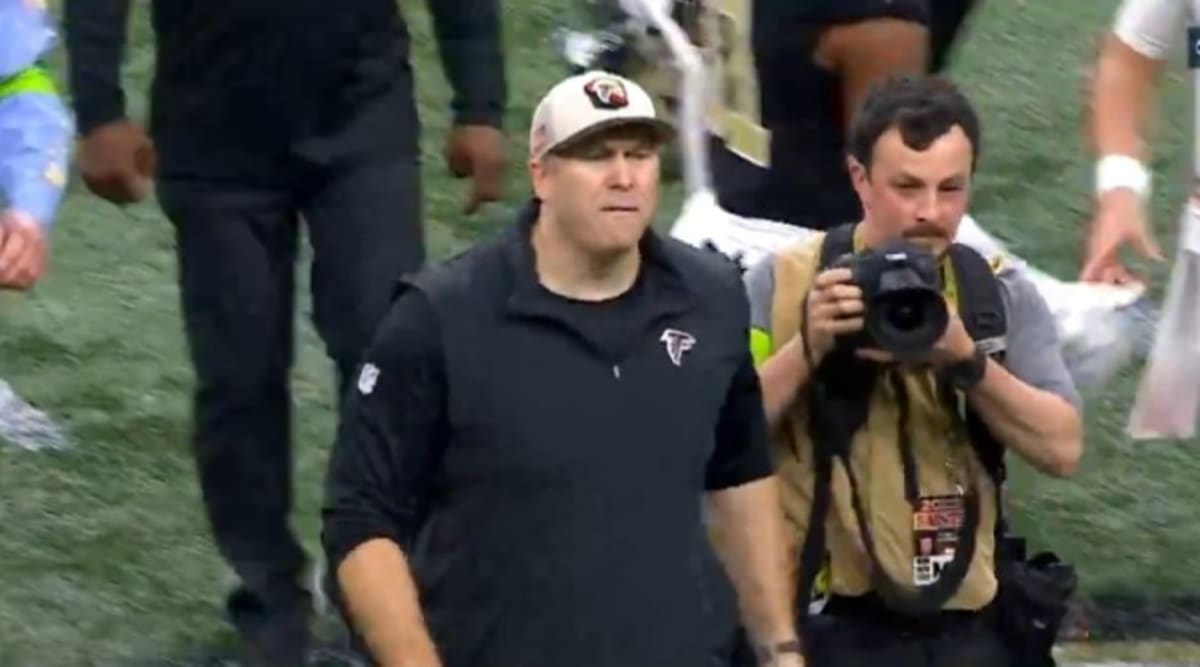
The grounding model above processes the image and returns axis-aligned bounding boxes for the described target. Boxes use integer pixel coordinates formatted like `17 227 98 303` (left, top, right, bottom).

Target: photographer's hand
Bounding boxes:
856 305 975 367
0 209 48 291
803 267 864 364
928 310 976 366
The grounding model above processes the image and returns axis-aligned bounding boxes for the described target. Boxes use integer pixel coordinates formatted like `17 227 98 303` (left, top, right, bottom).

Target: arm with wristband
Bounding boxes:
0 0 75 290
1081 0 1185 283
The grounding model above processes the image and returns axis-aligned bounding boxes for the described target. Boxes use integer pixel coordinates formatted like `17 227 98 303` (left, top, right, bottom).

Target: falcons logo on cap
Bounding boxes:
583 76 629 110
660 328 696 367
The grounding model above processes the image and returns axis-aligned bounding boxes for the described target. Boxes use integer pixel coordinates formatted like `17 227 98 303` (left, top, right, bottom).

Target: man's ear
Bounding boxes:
846 154 875 216
846 154 870 192
530 157 552 201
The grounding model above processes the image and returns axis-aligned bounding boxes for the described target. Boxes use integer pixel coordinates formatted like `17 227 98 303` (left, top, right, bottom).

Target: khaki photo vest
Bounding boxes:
768 232 1001 611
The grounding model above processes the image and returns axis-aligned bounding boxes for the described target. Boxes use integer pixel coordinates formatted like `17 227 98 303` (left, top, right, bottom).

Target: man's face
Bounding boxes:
531 125 661 256
849 125 974 255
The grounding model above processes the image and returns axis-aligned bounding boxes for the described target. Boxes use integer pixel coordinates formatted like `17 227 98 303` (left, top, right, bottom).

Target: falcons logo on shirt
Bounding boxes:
660 328 696 367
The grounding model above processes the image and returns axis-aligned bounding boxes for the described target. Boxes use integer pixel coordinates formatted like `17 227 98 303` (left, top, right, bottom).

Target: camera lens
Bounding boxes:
886 302 924 331
867 289 948 360
848 240 950 360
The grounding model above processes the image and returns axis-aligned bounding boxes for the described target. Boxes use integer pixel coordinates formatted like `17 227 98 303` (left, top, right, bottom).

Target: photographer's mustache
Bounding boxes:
902 224 948 240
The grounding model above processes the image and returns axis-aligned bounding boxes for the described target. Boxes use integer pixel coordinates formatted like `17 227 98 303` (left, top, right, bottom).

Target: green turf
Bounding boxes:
1 0 1199 664
947 0 1200 598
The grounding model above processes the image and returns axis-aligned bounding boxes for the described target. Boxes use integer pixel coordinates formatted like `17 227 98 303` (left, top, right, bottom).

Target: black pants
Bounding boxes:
157 153 423 624
803 596 1011 667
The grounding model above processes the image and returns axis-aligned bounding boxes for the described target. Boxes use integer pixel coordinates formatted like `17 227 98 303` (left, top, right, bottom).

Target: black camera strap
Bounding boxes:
792 223 858 622
817 222 858 270
828 367 983 617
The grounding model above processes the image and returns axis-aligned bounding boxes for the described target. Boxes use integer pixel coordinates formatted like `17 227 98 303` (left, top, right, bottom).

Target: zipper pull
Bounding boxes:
612 364 621 379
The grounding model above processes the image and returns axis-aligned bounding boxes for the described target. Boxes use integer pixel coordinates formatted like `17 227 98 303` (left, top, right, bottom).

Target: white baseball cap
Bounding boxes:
528 70 675 161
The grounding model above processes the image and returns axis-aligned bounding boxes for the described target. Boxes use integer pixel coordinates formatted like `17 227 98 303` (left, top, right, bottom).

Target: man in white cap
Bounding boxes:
321 70 803 667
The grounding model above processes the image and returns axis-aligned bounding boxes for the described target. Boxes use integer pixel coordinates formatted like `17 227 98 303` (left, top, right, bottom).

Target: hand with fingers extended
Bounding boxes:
1080 187 1164 285
0 209 48 291
802 266 865 366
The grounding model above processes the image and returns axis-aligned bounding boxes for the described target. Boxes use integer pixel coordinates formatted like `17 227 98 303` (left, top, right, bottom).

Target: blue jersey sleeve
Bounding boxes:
0 0 57 78
0 1 74 229
0 87 74 228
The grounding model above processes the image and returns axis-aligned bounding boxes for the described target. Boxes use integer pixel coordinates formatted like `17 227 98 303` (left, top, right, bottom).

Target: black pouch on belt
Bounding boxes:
993 539 1078 667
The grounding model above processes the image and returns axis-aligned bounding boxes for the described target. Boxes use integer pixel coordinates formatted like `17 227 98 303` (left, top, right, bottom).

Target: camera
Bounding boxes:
832 240 949 360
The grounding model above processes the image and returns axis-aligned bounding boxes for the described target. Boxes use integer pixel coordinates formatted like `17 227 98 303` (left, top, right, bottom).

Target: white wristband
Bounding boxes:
1095 154 1151 198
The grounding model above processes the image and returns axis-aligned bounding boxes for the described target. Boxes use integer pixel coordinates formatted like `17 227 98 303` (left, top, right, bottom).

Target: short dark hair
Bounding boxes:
847 74 981 173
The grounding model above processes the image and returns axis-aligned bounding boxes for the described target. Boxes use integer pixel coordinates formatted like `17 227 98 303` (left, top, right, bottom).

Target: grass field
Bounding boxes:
2 0 1200 665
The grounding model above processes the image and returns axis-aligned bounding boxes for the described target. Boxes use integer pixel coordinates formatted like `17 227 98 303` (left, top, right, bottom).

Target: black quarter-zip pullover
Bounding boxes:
321 202 773 667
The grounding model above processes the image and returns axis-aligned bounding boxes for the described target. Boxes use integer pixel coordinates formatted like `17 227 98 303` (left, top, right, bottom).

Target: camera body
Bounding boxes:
832 240 949 360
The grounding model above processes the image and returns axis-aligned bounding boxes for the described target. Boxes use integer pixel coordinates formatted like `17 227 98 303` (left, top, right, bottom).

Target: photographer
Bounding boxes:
744 74 1084 665
62 0 506 662
704 0 988 231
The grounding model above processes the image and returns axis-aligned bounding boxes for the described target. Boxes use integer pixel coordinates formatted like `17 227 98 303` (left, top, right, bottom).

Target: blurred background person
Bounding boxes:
557 0 983 195
1087 0 1200 442
61 0 508 664
0 0 73 291
705 0 980 229
1079 0 1181 285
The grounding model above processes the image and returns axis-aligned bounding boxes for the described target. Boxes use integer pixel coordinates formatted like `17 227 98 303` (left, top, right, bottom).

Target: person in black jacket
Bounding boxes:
559 0 979 192
60 2 507 664
321 70 802 667
705 0 980 230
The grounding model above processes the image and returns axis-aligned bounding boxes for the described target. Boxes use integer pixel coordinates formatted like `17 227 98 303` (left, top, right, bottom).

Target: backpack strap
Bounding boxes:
946 243 1008 361
818 222 857 268
945 243 1011 552
944 244 1008 487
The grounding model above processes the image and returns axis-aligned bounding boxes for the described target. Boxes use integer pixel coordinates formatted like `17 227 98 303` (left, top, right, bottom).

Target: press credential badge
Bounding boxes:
911 494 966 587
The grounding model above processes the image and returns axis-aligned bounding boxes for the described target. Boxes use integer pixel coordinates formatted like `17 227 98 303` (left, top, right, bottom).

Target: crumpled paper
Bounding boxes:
0 377 71 451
